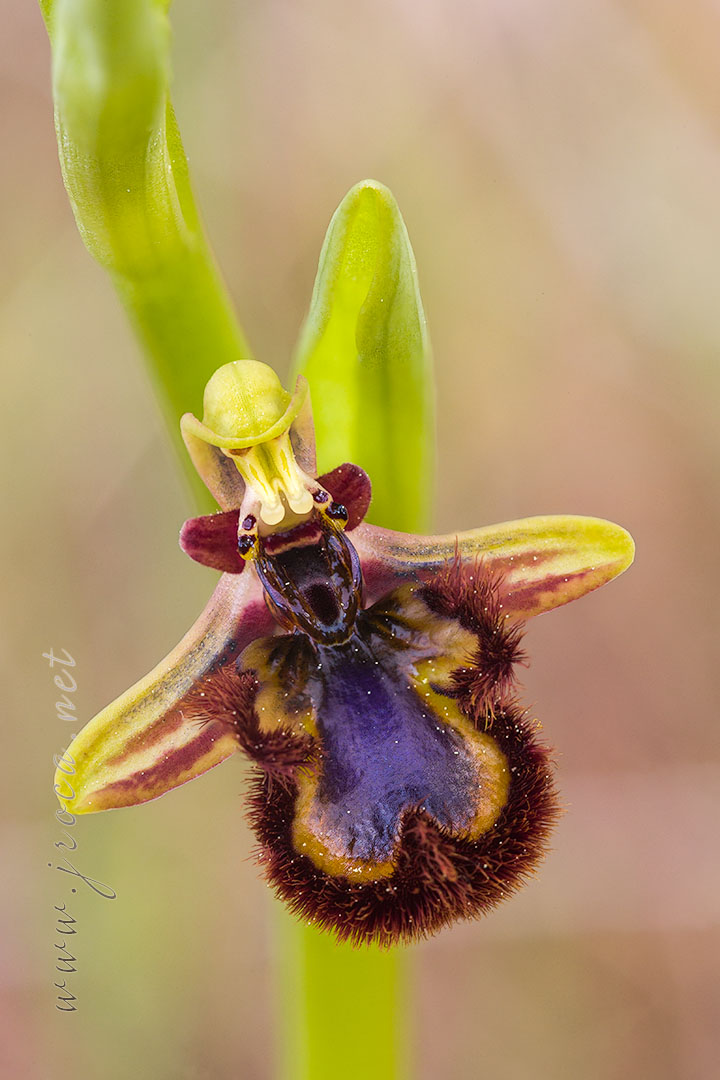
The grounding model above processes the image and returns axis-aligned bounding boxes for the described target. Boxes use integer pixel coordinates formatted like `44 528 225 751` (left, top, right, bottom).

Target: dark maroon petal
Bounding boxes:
179 463 371 572
318 463 371 532
179 511 245 573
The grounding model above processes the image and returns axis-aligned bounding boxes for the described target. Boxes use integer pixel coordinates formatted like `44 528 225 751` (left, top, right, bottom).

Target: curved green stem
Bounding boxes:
40 0 250 507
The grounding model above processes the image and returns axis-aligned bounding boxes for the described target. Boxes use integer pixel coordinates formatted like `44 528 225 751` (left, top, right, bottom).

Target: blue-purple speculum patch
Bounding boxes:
246 531 513 872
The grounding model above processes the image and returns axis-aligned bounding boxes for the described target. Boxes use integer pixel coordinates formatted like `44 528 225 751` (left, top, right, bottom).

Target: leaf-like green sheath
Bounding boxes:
40 0 251 507
293 180 433 532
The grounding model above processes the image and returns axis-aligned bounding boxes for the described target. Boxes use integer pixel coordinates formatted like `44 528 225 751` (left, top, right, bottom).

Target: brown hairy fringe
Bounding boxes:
242 559 559 946
182 661 315 777
180 559 558 944
246 698 558 946
419 555 526 714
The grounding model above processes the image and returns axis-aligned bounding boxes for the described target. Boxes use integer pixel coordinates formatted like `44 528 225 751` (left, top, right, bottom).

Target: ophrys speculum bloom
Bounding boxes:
56 359 633 944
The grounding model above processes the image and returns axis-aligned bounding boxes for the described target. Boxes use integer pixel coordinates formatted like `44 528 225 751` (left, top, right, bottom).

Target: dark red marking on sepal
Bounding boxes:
179 463 371 571
106 634 249 761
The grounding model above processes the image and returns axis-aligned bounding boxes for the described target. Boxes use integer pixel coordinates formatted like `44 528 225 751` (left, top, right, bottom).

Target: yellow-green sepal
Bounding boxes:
55 572 272 814
353 515 635 618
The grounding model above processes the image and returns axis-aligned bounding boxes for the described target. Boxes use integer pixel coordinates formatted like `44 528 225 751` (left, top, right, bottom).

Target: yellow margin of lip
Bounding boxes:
289 592 511 882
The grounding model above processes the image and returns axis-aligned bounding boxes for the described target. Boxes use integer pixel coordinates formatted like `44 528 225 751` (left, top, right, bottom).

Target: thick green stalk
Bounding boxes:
276 911 410 1080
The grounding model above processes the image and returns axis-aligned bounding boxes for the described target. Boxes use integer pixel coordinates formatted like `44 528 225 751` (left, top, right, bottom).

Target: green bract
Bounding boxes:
294 181 433 532
40 0 251 507
43 0 174 272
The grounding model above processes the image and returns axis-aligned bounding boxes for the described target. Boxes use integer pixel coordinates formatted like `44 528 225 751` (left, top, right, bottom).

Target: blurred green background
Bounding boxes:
4 1 719 1077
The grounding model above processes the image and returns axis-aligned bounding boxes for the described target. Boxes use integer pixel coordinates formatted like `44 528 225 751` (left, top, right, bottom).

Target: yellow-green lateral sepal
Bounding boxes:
352 515 635 619
55 573 271 813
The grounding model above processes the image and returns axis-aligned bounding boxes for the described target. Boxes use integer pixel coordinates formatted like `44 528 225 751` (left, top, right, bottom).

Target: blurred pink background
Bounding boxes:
3 1 719 1077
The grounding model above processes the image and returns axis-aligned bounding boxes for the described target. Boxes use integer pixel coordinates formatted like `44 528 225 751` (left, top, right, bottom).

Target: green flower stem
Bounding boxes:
113 241 250 510
277 911 410 1080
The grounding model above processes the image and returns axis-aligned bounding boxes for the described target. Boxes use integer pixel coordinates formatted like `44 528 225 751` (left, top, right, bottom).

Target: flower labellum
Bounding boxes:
57 360 634 945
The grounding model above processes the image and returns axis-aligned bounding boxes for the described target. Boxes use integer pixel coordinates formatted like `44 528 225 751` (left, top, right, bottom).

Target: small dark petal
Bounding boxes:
179 511 246 573
319 463 371 531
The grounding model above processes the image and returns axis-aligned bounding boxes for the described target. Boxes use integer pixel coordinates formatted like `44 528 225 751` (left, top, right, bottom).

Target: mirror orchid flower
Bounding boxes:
56 359 634 945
